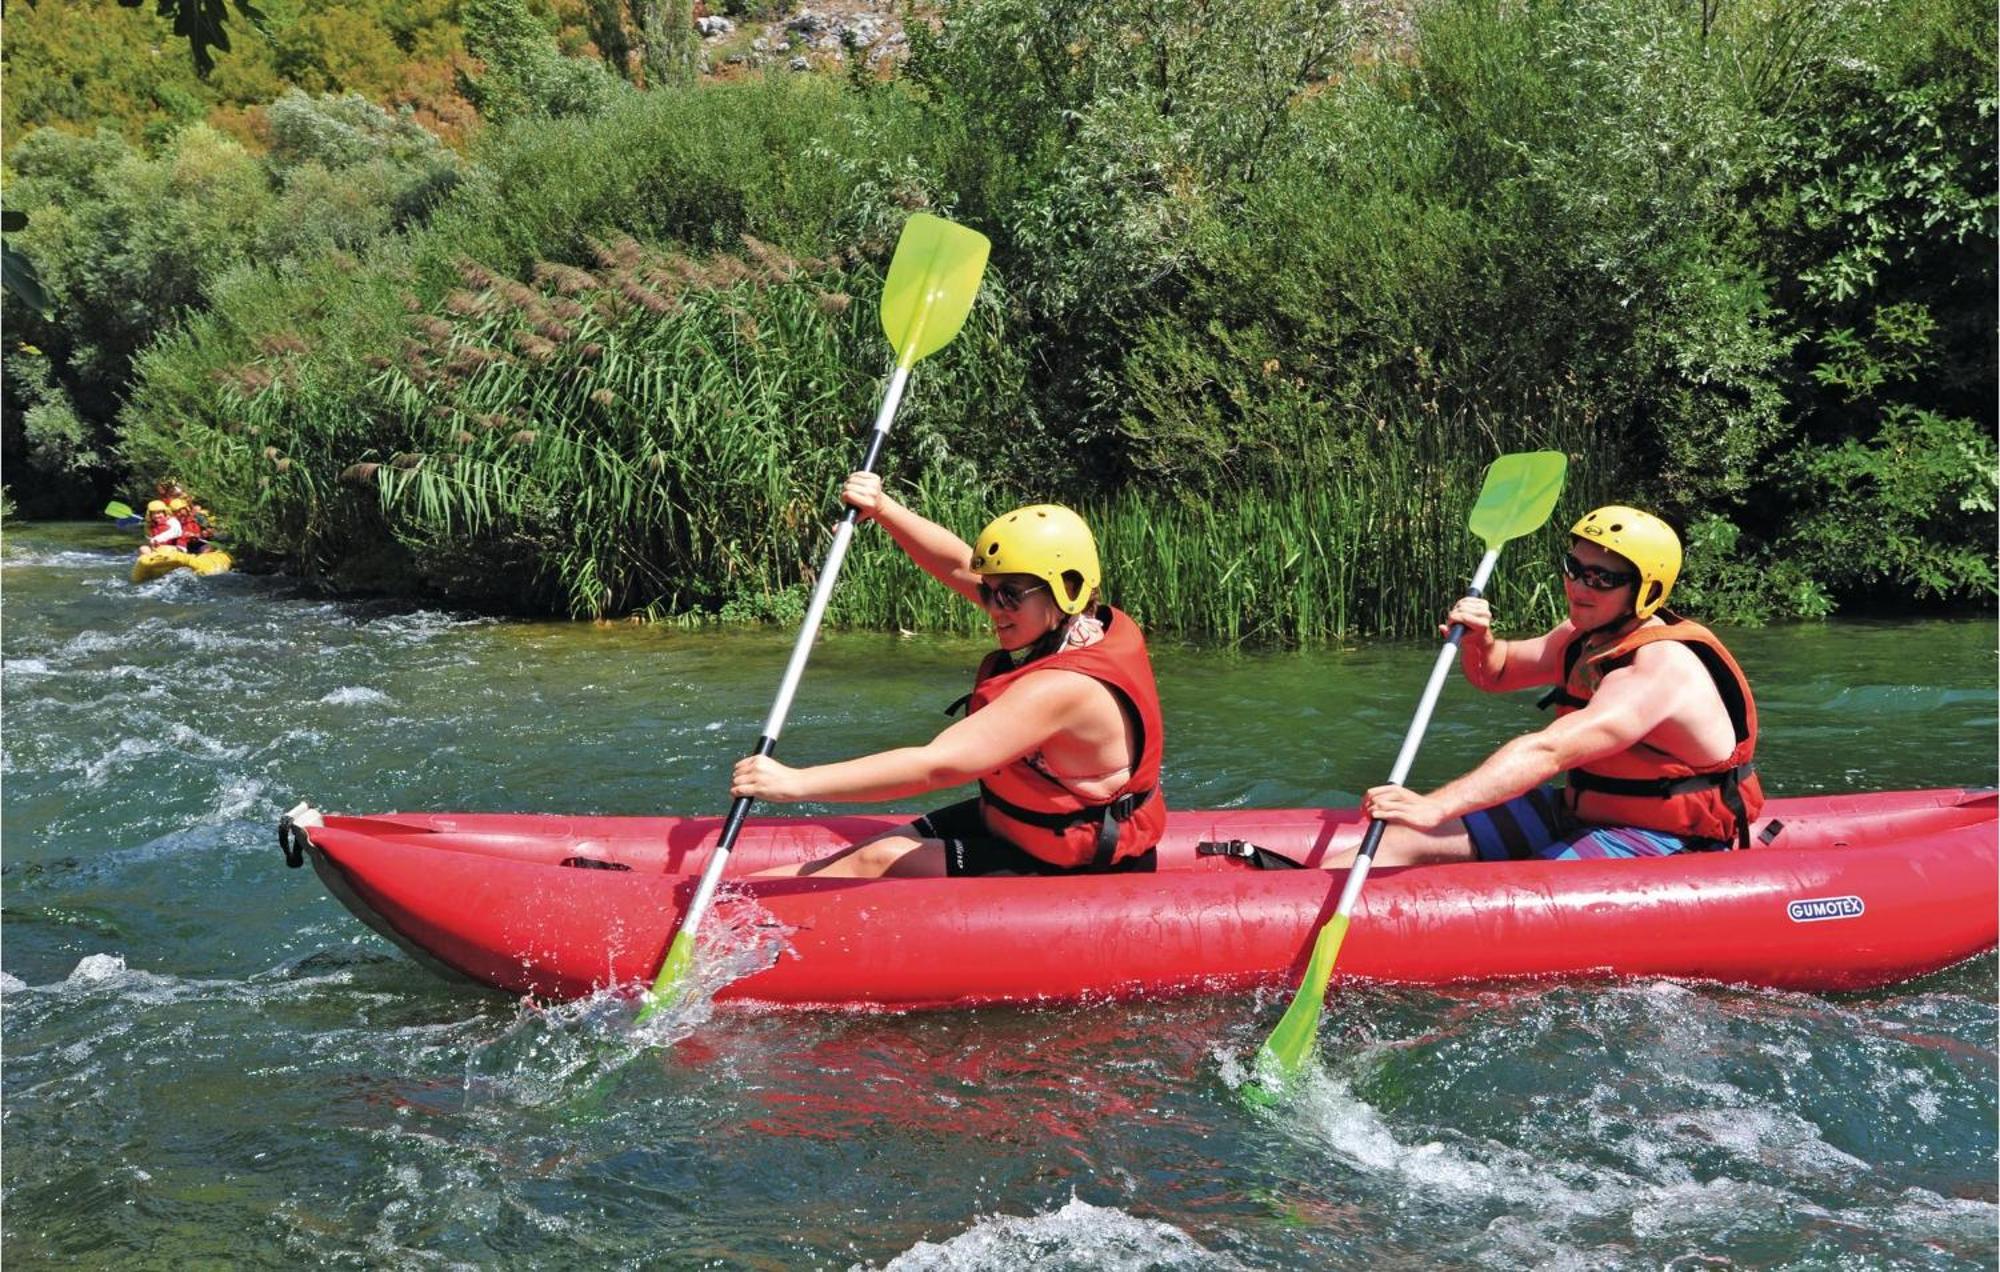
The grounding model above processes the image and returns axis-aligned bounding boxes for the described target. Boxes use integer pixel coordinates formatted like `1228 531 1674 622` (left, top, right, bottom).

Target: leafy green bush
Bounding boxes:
96 0 1995 640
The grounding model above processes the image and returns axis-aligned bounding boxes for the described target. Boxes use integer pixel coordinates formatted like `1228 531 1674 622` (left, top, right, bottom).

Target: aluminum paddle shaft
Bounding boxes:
666 369 907 976
637 213 990 1022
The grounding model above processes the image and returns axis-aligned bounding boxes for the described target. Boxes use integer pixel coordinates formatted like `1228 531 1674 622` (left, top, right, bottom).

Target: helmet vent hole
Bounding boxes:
1609 522 1624 532
986 542 999 555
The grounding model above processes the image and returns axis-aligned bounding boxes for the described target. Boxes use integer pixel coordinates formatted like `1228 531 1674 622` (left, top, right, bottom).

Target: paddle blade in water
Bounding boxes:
879 213 991 369
1467 451 1567 550
1250 913 1350 1094
104 500 135 520
634 927 696 1024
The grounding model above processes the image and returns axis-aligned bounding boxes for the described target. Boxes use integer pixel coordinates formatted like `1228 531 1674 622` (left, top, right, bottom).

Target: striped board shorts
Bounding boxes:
1464 784 1726 862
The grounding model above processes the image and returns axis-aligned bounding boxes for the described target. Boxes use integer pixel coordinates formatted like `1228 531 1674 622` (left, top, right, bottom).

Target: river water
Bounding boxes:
4 520 1995 1268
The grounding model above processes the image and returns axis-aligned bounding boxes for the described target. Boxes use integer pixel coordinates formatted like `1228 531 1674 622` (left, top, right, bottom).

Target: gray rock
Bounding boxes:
788 55 811 71
695 14 734 37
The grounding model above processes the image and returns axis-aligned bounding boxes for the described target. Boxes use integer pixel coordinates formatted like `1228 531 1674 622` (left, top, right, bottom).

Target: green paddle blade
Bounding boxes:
637 928 696 1022
104 500 135 520
1245 449 1569 1101
1467 451 1567 551
879 213 990 370
1251 913 1350 1091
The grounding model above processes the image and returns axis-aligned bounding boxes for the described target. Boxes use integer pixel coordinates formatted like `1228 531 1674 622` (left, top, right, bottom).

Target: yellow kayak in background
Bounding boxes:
132 547 233 583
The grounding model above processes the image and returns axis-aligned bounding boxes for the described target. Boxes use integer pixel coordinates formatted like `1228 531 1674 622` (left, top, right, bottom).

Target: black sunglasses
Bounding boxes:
977 580 1049 611
1561 552 1637 591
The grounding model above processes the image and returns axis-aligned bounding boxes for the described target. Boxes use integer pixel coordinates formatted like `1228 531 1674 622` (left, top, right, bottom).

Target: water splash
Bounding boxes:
872 1195 1243 1271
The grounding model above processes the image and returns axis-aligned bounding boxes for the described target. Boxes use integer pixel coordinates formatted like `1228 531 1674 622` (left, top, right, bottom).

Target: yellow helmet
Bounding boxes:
169 497 189 511
1571 505 1680 619
146 499 169 513
969 504 1101 616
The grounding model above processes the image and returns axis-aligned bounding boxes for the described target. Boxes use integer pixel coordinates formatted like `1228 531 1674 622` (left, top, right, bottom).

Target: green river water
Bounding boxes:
4 520 1995 1268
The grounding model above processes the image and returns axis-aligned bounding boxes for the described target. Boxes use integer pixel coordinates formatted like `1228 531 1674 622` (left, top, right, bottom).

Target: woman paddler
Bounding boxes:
741 472 1166 878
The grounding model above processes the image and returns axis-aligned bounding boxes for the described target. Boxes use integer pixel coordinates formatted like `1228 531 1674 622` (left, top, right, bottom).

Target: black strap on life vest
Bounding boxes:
1567 762 1757 850
945 647 1031 718
978 783 1156 869
1537 636 1591 710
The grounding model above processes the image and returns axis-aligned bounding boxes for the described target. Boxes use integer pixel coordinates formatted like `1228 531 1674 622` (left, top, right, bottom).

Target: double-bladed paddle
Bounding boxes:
635 213 991 1023
104 500 143 530
1249 449 1568 1092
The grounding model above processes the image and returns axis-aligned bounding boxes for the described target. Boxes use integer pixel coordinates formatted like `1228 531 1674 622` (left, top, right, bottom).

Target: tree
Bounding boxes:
116 0 267 76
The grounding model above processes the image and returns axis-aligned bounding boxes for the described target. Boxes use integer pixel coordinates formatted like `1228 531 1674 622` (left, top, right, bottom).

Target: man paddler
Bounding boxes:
1346 505 1763 864
741 472 1166 878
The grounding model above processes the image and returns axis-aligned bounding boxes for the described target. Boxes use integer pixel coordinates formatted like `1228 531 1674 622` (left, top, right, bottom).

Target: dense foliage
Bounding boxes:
6 0 1993 640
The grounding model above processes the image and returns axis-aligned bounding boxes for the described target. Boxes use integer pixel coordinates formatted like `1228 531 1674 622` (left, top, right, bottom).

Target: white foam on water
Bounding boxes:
4 657 53 677
362 608 493 646
1628 1177 1813 1240
1470 1215 1648 1272
1263 1024 1907 1263
0 970 28 994
1 547 118 570
165 626 264 655
58 629 131 659
1906 1086 1943 1124
211 774 269 821
1872 1186 2000 1242
82 724 252 786
464 988 649 1111
1288 1065 1550 1204
869 1195 1242 1272
1660 1105 1870 1178
69 953 130 983
319 686 392 706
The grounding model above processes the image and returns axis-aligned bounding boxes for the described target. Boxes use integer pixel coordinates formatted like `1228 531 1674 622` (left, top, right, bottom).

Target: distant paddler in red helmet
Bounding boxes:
742 471 1167 878
1353 505 1763 863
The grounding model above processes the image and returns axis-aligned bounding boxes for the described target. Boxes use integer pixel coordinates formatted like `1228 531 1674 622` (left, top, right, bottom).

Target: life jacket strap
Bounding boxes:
1567 762 1757 850
978 784 1157 868
1196 839 1306 870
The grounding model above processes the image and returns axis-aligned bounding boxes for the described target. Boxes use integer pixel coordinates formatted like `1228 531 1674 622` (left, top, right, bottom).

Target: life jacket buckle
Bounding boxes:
1197 839 1257 859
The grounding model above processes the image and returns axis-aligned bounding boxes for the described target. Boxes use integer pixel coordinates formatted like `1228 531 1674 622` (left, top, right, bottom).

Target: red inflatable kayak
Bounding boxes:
280 787 1995 1008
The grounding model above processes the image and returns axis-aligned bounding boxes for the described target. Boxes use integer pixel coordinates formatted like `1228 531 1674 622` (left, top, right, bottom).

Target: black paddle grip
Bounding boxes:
715 735 779 855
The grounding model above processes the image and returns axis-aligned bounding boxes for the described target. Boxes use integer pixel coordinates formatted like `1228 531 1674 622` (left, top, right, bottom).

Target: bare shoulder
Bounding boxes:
1010 666 1113 708
1618 637 1710 688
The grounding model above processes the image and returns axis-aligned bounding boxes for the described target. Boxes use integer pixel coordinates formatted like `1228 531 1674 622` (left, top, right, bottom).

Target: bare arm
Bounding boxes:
842 472 983 606
732 672 1099 803
1451 597 1573 693
1366 656 1683 828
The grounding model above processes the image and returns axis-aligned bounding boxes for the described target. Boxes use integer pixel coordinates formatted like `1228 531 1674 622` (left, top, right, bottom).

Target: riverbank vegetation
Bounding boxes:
4 0 1992 642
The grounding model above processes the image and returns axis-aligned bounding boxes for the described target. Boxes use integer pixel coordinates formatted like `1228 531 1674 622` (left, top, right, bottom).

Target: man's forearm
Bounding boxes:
1427 733 1564 821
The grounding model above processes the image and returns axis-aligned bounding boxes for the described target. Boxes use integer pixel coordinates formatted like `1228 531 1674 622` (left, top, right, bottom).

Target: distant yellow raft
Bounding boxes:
132 547 233 583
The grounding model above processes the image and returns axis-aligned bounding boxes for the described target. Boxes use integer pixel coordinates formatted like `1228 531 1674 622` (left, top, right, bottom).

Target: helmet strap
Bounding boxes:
998 611 1079 670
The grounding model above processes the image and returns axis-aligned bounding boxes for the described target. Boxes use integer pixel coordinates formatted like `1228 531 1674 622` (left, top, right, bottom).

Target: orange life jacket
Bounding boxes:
1541 614 1763 848
958 606 1167 869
